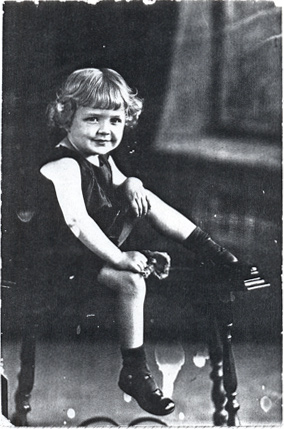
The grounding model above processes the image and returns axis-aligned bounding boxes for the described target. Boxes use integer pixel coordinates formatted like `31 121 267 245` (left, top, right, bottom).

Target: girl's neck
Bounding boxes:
58 137 100 167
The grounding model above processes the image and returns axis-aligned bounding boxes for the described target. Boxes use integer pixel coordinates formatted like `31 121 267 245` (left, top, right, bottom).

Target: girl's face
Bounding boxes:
67 106 126 157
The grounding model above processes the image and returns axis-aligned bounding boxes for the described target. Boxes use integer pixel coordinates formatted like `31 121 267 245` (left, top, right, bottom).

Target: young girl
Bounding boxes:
39 68 249 416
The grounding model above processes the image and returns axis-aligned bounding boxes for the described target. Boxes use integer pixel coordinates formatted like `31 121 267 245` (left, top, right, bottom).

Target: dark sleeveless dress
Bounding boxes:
24 146 127 310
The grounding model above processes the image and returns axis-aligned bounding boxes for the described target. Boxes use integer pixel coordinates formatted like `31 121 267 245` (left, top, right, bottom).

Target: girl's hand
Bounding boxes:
115 251 148 273
121 177 151 217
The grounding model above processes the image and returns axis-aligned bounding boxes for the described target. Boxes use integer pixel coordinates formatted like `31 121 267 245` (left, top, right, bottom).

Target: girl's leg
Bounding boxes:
97 266 146 348
146 191 241 268
97 265 175 416
145 191 254 290
146 190 196 242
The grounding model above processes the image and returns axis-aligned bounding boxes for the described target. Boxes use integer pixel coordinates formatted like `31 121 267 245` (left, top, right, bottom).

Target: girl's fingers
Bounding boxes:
138 257 148 271
140 196 149 216
139 198 146 216
130 199 140 217
122 251 148 272
135 195 150 217
134 197 144 217
143 193 151 215
135 263 143 272
136 198 142 217
129 192 151 217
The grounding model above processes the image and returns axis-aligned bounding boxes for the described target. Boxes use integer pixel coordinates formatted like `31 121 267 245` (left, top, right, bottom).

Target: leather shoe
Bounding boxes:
118 367 175 416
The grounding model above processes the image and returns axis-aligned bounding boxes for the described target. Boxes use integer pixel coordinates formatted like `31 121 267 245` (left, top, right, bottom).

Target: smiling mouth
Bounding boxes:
93 140 111 145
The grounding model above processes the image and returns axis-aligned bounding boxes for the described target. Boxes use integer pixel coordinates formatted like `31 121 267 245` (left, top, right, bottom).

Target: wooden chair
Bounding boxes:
7 258 268 427
3 209 269 426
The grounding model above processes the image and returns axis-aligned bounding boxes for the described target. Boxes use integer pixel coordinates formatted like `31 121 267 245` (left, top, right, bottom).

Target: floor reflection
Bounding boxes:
2 339 282 427
154 341 185 398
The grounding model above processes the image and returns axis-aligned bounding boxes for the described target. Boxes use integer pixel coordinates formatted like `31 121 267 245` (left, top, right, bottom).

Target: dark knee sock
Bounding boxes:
121 345 148 371
183 227 238 266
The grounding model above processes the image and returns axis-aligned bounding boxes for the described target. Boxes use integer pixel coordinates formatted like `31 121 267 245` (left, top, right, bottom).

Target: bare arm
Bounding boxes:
109 156 151 217
40 158 147 272
108 156 128 187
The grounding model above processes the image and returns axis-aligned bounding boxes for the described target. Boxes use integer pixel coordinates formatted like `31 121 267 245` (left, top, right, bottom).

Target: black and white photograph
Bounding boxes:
1 0 282 427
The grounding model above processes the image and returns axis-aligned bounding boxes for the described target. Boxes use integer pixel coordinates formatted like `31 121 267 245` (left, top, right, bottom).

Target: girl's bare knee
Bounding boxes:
124 272 146 298
97 266 119 289
98 266 146 298
97 266 112 285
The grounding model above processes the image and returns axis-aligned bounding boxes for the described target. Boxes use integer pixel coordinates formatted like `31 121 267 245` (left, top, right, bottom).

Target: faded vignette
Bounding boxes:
1 0 282 428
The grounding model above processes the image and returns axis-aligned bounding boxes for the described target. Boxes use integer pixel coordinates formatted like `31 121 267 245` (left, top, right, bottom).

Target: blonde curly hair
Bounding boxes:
47 68 143 130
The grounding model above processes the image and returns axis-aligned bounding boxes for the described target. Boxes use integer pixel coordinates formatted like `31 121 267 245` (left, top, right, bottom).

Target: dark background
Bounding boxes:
2 1 282 342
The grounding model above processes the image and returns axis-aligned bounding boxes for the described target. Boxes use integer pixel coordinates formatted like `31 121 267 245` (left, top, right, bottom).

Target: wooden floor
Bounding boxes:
2 338 282 427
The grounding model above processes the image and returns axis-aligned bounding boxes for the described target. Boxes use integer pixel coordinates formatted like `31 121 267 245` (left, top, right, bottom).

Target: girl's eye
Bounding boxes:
111 118 122 124
85 117 98 123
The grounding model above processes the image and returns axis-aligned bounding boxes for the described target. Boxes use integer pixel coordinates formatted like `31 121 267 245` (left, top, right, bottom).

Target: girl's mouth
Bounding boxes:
93 140 111 145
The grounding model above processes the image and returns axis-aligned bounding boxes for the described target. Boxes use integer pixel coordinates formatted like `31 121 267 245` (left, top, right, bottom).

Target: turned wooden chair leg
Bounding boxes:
219 294 240 427
11 316 38 426
208 313 227 426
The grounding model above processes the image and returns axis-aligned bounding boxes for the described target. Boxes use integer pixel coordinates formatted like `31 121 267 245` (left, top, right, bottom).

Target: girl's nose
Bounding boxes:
98 120 110 134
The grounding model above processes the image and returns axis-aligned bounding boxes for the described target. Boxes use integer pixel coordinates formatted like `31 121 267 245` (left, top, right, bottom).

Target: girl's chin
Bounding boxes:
93 147 112 154
94 144 120 154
